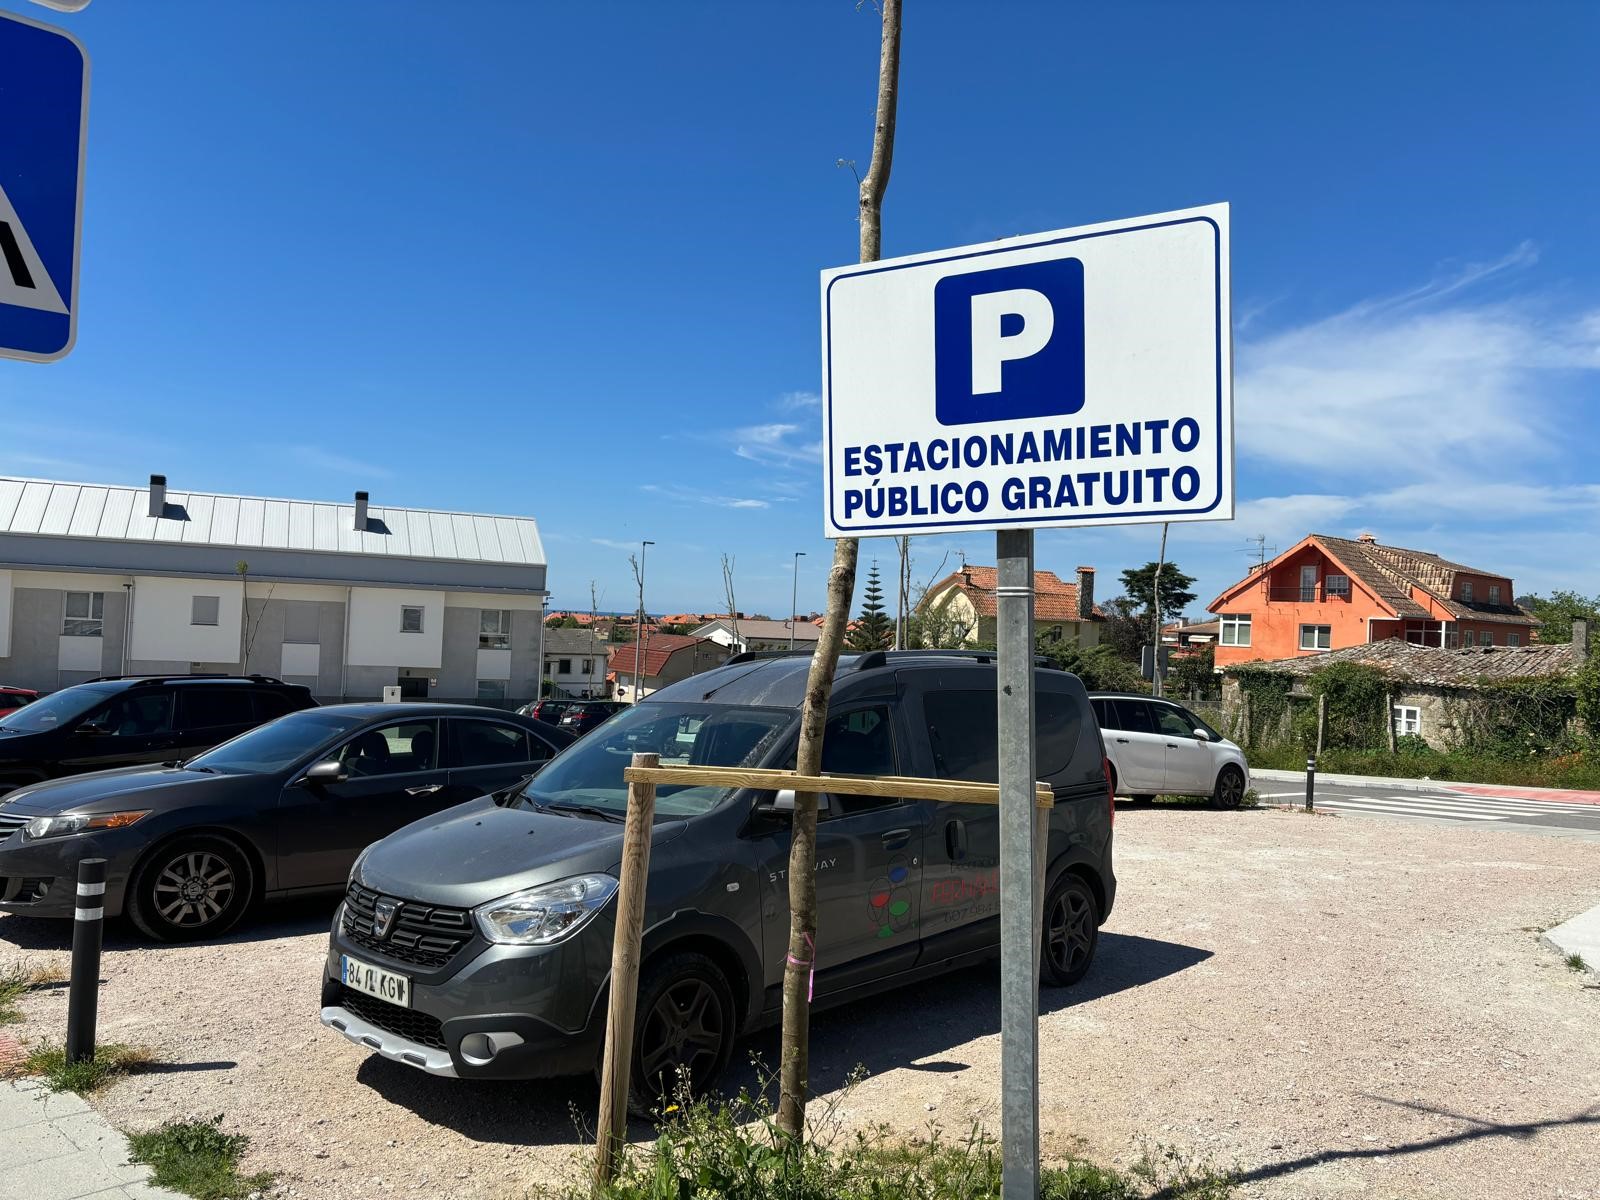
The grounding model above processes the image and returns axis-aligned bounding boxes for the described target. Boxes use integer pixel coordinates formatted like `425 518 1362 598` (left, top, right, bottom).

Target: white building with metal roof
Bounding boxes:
0 474 549 700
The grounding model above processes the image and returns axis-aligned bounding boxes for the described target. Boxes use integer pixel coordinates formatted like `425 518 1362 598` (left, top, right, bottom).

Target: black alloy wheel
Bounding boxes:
629 952 734 1114
128 836 254 942
1040 872 1099 987
1212 765 1246 810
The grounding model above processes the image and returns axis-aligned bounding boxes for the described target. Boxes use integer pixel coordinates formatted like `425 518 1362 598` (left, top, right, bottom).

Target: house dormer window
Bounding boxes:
1488 584 1501 605
1461 581 1474 602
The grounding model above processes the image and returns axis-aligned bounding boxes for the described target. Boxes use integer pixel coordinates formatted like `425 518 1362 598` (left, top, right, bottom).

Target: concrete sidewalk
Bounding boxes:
1251 767 1600 804
0 1077 184 1200
1543 902 1600 976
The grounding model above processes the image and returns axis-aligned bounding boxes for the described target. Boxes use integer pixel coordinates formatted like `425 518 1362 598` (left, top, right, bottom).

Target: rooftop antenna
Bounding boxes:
1241 534 1275 570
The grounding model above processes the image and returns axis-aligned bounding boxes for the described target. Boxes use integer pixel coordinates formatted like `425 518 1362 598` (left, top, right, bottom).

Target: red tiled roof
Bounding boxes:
607 633 720 679
922 567 1102 622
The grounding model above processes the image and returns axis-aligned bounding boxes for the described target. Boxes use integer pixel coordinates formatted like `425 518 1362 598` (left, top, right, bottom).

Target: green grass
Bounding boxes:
582 1081 1234 1200
127 1116 275 1200
0 960 65 1025
1567 953 1590 972
19 1041 151 1094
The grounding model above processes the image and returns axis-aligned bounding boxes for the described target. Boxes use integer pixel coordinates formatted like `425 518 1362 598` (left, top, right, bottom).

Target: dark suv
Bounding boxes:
321 650 1115 1102
556 699 626 738
0 675 316 797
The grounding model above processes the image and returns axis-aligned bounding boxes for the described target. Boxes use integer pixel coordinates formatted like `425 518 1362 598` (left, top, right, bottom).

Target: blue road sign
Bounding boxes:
0 10 89 363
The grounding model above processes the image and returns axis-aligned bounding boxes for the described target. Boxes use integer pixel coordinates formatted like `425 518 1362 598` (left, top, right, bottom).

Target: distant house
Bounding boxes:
1219 625 1590 750
541 627 609 699
916 565 1103 647
1161 619 1219 650
692 616 822 655
1207 533 1541 667
608 633 731 703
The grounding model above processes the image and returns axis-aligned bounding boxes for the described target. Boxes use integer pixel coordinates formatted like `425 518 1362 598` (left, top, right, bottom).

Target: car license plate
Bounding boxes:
341 954 410 1008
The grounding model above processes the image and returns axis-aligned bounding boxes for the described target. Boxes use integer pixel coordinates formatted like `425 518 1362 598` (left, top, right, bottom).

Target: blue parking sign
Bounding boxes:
0 11 89 363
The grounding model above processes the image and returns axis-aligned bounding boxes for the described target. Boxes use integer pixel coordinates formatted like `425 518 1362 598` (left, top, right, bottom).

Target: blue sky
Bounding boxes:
2 1 1597 620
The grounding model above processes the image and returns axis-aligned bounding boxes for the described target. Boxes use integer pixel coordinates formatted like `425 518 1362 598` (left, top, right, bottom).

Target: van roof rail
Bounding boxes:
723 649 815 666
852 649 1054 670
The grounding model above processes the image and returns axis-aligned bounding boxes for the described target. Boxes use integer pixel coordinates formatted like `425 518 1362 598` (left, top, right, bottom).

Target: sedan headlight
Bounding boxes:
23 810 150 841
473 874 618 946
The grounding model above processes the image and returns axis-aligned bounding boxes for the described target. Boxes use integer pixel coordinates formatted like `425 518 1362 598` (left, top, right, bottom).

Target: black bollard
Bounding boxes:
1304 756 1316 813
65 858 107 1065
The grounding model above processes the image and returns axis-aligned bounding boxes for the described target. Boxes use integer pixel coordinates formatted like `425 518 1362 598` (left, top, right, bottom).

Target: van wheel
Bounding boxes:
628 952 735 1116
1040 873 1099 987
127 836 254 942
1212 766 1246 810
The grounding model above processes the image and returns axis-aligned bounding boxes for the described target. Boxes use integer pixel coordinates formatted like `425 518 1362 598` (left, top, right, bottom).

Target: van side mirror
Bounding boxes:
758 788 834 817
302 759 348 785
1193 728 1212 742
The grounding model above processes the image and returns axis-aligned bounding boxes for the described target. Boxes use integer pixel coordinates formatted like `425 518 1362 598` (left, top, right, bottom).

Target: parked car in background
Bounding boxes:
0 703 573 941
320 650 1115 1106
556 699 626 738
0 675 316 798
0 686 40 714
520 699 577 725
1089 692 1248 809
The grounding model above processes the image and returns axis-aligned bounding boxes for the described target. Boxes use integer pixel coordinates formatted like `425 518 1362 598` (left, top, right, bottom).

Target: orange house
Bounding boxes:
1207 533 1541 668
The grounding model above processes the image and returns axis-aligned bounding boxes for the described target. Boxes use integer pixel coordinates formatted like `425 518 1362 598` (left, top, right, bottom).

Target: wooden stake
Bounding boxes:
1385 691 1396 751
593 752 659 1189
1316 693 1327 755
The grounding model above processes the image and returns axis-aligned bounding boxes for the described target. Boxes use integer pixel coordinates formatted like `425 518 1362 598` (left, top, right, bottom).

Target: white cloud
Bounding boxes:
288 445 396 479
774 391 821 411
640 483 771 510
1235 246 1599 483
732 421 822 468
590 537 638 552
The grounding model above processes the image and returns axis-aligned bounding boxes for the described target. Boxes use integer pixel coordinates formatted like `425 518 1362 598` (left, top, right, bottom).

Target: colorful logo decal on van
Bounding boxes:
868 856 913 938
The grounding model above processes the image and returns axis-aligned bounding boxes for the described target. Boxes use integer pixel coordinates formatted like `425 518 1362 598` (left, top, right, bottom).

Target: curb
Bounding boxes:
1541 903 1600 978
1249 768 1598 802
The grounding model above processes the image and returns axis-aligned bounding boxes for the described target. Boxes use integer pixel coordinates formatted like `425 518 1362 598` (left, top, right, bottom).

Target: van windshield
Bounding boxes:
513 702 791 818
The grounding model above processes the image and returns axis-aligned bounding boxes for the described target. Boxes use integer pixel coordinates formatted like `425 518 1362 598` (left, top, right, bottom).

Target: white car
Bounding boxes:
1089 693 1249 809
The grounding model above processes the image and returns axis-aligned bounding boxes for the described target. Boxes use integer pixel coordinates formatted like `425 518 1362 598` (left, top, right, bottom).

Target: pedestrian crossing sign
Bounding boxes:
0 10 89 362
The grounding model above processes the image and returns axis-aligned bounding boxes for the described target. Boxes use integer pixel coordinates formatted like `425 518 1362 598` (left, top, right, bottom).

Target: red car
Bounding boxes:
0 686 39 714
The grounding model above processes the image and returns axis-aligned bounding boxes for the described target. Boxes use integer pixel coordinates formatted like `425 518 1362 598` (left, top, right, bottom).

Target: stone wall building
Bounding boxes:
1219 626 1589 751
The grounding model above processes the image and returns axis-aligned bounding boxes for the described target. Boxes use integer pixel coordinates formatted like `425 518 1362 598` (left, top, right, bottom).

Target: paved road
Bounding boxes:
1254 780 1600 839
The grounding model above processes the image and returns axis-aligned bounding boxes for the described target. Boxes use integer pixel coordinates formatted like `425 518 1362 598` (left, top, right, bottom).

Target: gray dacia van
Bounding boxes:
320 650 1115 1102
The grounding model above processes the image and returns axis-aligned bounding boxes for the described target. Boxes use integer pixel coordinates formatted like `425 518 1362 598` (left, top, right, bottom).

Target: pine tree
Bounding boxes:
846 562 894 651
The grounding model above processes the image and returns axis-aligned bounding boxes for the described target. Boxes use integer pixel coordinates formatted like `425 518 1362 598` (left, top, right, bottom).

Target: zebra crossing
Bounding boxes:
1257 785 1600 833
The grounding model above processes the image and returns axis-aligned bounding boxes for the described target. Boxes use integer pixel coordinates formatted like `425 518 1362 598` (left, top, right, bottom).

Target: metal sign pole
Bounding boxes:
995 528 1039 1200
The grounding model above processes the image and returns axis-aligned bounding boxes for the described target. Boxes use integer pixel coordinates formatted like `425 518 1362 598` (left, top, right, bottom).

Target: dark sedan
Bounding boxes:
0 703 572 942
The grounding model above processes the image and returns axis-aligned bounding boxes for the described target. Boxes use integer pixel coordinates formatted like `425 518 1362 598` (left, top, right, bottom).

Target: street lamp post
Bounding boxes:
789 551 806 649
632 540 654 703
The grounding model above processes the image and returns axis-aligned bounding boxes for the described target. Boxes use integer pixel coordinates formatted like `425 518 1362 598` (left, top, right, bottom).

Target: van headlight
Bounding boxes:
473 874 618 946
24 810 149 841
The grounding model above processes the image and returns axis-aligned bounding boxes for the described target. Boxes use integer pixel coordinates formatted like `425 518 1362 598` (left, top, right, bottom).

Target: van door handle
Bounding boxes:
1166 743 1180 749
880 828 912 851
1114 737 1130 744
945 819 967 861
406 784 443 796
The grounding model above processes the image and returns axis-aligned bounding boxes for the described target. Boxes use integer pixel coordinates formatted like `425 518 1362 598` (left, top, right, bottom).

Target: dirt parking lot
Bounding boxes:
4 805 1598 1200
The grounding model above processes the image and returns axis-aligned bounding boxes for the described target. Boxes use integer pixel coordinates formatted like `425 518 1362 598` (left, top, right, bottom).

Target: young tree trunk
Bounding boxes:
776 0 902 1142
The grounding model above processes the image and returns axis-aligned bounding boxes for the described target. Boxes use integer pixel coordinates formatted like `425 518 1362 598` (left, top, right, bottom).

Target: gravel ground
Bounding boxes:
4 805 1598 1200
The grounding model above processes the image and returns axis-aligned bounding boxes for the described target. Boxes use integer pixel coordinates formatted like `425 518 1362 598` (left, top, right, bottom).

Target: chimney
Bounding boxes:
1357 531 1378 544
1077 566 1096 619
1575 619 1590 666
147 474 167 519
354 490 369 532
